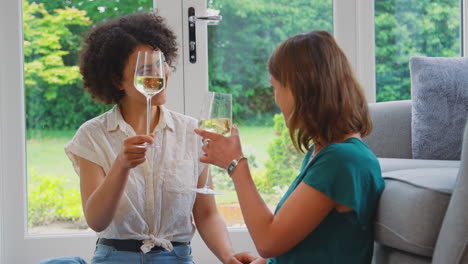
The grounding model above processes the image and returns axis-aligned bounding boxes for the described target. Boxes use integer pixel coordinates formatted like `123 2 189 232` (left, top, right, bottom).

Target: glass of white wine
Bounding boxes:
195 91 232 194
133 50 166 148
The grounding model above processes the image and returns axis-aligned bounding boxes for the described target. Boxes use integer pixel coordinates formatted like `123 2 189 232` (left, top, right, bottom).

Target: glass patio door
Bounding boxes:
1 0 159 263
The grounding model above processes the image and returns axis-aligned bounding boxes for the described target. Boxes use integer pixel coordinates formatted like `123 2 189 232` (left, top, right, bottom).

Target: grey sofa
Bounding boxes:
364 100 468 264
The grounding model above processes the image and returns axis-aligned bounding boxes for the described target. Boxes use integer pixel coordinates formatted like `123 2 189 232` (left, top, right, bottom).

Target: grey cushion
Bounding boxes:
374 168 458 257
365 100 412 159
409 56 468 160
378 158 460 173
432 125 468 264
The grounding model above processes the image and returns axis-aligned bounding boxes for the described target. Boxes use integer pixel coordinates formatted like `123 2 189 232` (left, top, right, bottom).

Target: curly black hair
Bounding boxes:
79 12 178 104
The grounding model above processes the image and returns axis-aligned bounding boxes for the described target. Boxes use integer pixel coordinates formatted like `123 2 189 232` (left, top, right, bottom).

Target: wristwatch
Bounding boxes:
227 156 247 177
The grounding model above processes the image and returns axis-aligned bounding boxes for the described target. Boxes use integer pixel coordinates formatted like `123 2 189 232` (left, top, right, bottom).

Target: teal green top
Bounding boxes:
267 138 385 264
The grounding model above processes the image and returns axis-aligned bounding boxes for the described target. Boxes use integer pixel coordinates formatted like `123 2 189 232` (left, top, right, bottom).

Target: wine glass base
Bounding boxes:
134 142 158 149
193 187 222 195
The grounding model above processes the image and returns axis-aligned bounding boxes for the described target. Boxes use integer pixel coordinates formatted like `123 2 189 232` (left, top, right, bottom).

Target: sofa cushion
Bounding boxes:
378 158 460 173
409 56 468 160
374 168 458 257
373 243 432 264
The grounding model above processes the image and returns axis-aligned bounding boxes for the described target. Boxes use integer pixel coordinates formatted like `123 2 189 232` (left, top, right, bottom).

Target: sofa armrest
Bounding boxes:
363 100 412 159
432 124 468 264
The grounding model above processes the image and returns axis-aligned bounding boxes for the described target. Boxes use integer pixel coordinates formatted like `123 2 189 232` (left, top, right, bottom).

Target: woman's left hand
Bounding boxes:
194 125 244 169
225 251 258 264
250 257 268 264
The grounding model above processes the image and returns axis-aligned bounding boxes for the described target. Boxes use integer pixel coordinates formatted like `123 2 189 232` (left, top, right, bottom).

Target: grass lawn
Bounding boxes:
26 126 276 189
237 125 275 167
26 127 278 229
215 190 239 204
26 130 78 188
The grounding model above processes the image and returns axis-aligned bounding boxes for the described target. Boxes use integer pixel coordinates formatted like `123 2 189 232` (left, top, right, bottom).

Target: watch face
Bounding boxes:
227 162 236 175
227 164 234 174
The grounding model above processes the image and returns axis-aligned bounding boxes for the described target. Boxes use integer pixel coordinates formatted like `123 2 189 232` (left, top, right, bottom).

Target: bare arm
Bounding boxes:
195 127 336 258
79 135 153 232
193 167 257 264
231 161 335 258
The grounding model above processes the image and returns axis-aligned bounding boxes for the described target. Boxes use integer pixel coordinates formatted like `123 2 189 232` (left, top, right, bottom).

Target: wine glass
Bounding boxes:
133 50 166 148
194 91 232 194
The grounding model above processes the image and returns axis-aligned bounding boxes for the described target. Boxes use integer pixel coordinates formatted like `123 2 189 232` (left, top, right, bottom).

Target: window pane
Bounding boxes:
375 0 461 102
24 0 153 235
207 0 333 227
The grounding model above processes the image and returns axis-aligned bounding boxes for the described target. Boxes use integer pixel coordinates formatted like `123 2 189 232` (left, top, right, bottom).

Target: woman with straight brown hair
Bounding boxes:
195 30 385 263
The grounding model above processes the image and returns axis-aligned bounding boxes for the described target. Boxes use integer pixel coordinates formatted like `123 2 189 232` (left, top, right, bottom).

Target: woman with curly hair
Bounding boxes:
195 31 385 264
41 12 258 264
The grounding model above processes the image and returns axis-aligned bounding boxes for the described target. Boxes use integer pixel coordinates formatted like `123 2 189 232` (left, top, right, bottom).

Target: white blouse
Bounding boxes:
65 105 204 253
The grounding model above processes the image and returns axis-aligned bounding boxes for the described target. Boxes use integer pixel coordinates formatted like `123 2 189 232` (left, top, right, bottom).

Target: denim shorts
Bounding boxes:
91 243 194 264
38 256 87 264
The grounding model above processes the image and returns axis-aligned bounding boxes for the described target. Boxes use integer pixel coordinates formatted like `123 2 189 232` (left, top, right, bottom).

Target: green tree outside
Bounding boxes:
208 0 333 125
375 0 460 102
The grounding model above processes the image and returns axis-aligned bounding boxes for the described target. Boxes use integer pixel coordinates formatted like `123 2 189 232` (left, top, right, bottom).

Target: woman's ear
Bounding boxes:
165 63 171 77
111 76 124 90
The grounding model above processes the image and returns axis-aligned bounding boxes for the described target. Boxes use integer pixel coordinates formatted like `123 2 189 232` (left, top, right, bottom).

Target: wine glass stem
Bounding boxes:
203 166 211 188
146 95 152 135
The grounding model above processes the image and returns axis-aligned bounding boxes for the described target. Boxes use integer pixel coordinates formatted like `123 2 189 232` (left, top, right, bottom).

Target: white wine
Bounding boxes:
135 76 165 96
199 118 232 135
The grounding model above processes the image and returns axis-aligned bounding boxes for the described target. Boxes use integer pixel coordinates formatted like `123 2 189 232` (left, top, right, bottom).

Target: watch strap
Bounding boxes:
227 156 247 176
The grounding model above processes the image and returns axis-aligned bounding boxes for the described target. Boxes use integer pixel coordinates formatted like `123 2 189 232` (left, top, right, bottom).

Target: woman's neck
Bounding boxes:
119 99 160 135
313 133 361 155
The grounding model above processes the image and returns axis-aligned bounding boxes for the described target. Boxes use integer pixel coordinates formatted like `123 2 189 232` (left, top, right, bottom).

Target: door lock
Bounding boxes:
188 7 222 63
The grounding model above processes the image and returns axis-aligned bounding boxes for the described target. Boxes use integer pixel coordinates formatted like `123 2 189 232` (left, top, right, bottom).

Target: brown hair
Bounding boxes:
79 12 178 104
268 31 372 152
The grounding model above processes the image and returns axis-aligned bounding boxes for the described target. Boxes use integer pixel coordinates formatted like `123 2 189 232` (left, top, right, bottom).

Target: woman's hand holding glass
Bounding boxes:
117 135 155 169
194 92 233 194
195 125 244 173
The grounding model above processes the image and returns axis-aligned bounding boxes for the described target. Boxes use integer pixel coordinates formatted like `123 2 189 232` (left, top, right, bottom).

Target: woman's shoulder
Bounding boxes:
315 138 380 171
322 138 373 159
79 113 108 132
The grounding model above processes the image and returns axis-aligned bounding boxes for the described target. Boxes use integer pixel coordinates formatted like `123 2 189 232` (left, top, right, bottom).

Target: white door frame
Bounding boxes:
156 0 210 119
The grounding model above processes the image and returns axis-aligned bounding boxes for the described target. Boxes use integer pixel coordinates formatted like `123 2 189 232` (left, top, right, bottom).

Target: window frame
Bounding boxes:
334 0 376 102
464 0 468 54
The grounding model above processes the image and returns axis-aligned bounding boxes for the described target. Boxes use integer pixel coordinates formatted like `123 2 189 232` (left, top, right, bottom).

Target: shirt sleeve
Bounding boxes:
64 121 107 176
302 146 371 225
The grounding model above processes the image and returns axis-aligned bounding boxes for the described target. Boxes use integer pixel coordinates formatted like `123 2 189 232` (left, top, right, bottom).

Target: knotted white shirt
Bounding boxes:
65 105 204 252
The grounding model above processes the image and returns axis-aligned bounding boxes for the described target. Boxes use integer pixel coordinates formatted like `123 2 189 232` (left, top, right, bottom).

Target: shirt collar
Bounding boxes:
106 104 175 133
106 105 121 132
154 105 175 132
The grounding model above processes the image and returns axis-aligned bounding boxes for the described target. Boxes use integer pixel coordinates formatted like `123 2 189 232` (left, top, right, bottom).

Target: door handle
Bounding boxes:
189 15 222 25
188 7 222 64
